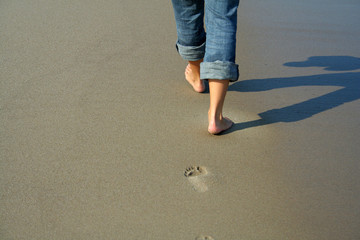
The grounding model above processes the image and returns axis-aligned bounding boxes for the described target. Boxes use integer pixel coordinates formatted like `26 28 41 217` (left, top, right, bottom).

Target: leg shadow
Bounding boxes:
223 56 360 134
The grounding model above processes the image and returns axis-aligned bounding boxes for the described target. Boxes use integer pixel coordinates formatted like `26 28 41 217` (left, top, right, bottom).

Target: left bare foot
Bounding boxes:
185 62 205 93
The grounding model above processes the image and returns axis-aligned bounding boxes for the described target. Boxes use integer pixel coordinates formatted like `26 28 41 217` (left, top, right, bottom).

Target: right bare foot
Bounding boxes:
208 112 233 135
185 63 205 93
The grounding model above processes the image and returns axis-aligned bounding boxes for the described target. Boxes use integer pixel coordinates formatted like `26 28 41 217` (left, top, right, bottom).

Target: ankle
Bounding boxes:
208 109 222 122
188 59 203 67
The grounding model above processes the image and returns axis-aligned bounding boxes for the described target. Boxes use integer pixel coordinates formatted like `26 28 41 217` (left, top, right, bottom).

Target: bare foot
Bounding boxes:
208 112 233 135
185 63 205 93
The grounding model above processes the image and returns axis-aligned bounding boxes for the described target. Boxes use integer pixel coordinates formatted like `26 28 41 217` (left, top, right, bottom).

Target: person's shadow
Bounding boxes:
224 56 360 134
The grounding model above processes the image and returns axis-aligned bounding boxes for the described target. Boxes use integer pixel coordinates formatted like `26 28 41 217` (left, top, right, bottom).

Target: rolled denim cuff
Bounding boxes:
200 61 239 82
176 41 205 61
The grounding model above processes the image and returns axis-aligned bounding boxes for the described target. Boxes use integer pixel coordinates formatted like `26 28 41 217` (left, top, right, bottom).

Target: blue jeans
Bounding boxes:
171 0 240 82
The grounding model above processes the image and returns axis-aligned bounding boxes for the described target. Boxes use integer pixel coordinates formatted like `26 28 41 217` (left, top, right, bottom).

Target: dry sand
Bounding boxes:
1 0 360 239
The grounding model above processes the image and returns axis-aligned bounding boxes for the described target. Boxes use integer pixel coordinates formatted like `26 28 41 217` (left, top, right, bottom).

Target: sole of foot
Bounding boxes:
185 64 205 93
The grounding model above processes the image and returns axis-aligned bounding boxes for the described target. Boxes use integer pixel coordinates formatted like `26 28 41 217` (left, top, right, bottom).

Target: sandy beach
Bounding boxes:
1 0 360 239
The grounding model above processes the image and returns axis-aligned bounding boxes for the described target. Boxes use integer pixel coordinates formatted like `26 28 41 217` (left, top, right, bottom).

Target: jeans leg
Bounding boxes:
200 0 240 81
171 0 206 61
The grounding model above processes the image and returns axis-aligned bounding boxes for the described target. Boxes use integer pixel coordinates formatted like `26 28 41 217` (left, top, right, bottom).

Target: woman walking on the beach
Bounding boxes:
171 0 240 134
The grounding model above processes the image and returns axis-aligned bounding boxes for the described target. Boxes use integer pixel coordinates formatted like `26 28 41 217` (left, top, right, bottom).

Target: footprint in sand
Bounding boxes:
184 166 209 192
195 236 214 240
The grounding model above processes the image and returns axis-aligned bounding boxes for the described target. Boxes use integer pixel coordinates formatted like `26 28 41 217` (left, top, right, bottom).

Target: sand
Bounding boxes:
1 0 360 239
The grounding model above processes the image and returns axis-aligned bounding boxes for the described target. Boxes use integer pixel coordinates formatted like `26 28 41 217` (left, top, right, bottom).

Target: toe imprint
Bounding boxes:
195 236 214 240
184 166 206 177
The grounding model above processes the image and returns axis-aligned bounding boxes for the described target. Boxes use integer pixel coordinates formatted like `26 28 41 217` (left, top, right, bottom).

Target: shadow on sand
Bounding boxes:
223 56 360 134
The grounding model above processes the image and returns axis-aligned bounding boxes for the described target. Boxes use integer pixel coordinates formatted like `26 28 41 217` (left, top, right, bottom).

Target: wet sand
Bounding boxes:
1 0 360 239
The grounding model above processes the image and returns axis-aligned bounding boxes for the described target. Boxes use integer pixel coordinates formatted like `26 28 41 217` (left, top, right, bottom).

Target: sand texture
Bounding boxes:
1 0 360 239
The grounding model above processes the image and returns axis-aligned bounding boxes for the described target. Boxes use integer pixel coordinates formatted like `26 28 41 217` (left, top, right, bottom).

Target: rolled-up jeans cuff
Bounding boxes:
176 41 205 61
200 61 239 82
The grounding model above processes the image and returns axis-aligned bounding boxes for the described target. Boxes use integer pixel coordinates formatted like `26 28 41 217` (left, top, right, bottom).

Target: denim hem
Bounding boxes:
200 61 239 82
176 41 205 61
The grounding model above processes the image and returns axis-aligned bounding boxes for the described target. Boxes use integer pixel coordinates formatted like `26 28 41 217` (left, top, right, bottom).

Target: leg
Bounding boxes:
208 79 233 134
171 0 206 92
201 0 240 134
